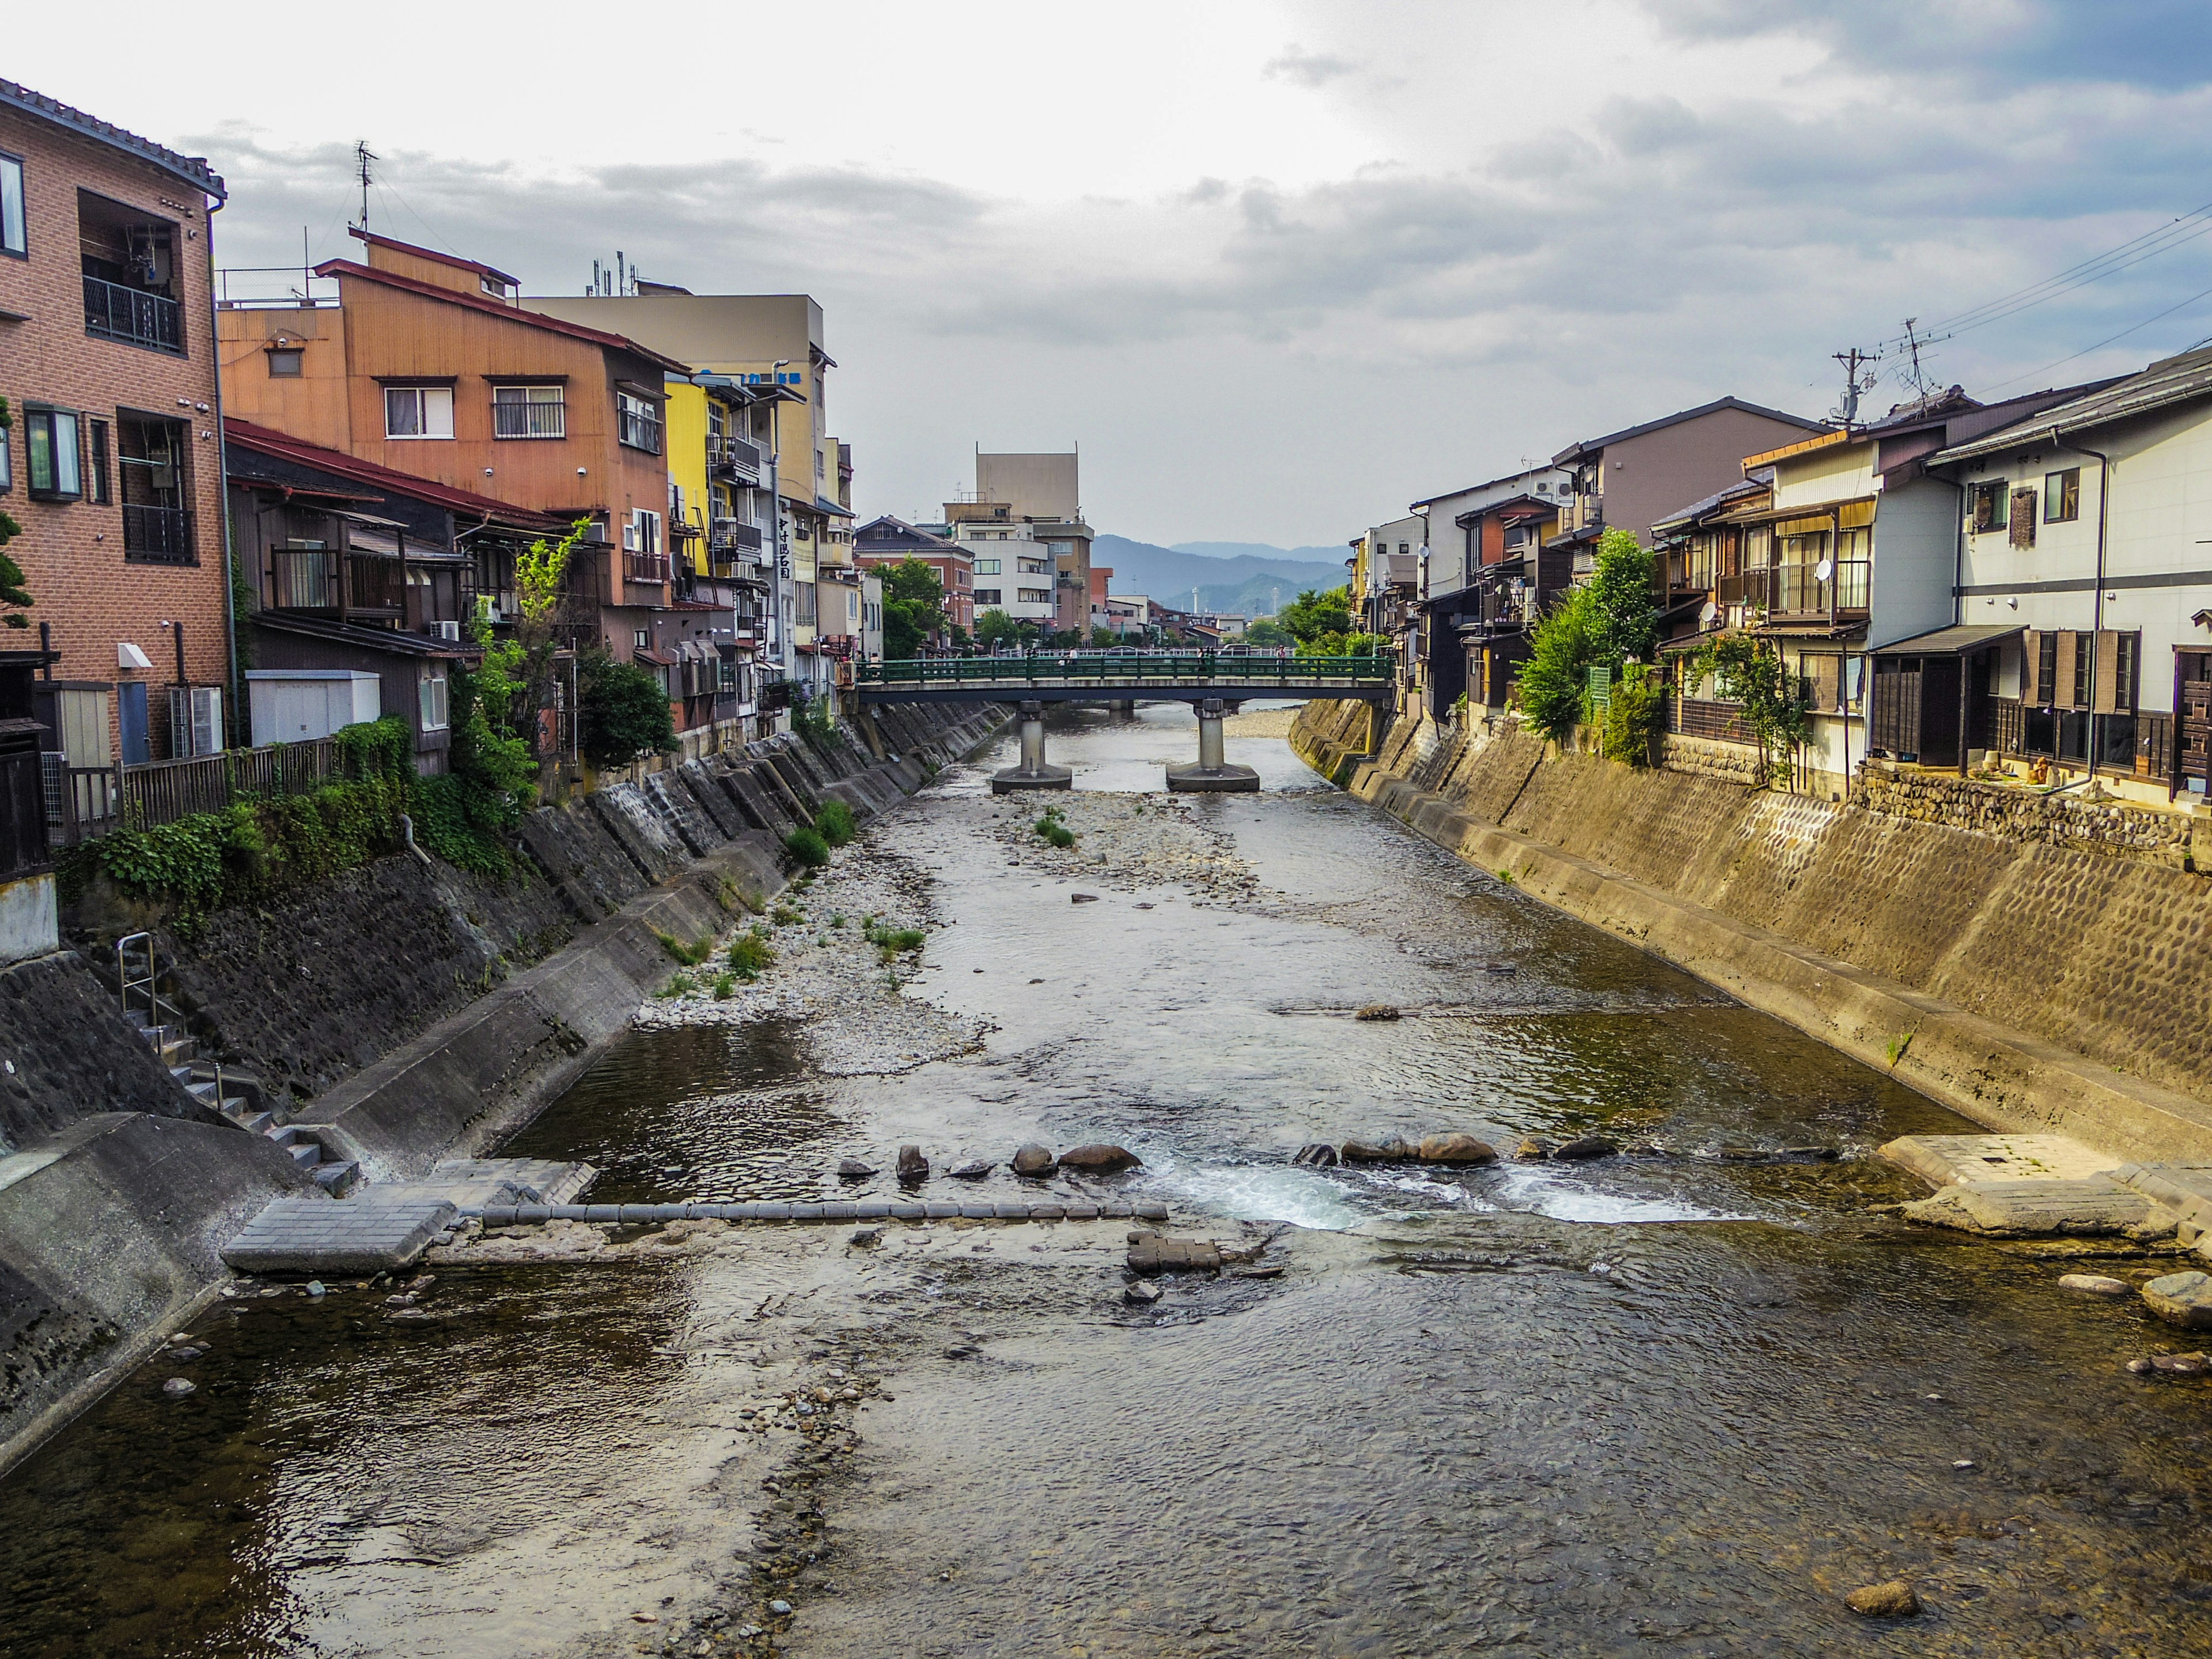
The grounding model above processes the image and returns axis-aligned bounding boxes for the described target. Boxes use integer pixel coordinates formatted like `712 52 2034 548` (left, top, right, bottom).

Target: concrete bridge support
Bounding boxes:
1166 698 1260 793
990 701 1074 793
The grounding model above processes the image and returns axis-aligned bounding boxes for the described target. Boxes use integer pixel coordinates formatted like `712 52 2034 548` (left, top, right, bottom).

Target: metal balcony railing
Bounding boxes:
1717 562 1870 622
624 551 671 584
711 518 765 553
122 505 195 565
268 547 338 609
85 276 184 354
709 434 763 477
492 396 566 438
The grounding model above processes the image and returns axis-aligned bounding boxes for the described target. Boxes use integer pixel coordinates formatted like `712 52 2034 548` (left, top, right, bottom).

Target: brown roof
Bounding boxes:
313 259 693 374
225 419 571 532
0 78 224 198
349 227 520 287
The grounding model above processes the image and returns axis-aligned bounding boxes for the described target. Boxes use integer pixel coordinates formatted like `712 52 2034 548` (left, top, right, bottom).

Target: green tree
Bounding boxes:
1586 528 1658 666
1280 585 1352 645
1517 584 1599 746
509 517 588 758
1244 619 1291 649
578 650 677 767
1689 632 1807 787
975 608 1022 650
1090 625 1123 647
878 557 945 658
0 399 31 628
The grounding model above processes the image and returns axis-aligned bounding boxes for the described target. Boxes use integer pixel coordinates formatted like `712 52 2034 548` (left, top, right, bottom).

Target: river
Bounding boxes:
5 701 2211 1657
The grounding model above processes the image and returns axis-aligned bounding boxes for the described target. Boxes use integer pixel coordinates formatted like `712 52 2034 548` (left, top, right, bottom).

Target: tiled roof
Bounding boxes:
1931 346 2212 464
225 419 570 532
0 78 224 199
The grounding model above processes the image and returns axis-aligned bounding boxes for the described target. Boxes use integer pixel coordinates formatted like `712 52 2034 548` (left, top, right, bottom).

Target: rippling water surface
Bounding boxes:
5 702 2211 1657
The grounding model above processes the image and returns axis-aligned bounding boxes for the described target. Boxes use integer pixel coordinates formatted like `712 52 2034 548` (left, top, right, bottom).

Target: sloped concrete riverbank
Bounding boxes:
1291 699 2212 1169
0 705 1001 1474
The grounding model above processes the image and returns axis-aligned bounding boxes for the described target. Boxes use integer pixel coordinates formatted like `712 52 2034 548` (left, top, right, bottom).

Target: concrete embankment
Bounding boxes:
1291 699 2212 1168
0 704 999 1472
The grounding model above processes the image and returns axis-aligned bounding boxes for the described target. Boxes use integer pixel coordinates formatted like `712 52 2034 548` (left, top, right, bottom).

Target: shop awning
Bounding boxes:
1870 624 2023 658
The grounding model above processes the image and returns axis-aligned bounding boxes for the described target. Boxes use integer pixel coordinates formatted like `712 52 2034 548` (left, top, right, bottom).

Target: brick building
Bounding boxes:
0 80 233 796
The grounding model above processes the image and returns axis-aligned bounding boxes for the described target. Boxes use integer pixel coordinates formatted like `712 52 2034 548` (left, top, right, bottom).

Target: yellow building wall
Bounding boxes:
1772 441 1877 511
662 381 709 575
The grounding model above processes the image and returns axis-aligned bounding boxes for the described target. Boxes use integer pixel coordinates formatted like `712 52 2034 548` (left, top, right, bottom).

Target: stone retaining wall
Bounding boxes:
1852 762 2202 868
1291 699 2212 1158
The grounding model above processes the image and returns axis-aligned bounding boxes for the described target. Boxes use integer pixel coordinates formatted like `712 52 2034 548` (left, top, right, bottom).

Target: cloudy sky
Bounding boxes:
14 1 2212 546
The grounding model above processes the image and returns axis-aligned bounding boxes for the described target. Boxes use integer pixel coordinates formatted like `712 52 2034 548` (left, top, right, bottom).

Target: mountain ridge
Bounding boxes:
1093 533 1345 617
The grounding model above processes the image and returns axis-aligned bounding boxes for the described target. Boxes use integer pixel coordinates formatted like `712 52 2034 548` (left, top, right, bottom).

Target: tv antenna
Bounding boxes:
1831 346 1880 426
353 140 377 231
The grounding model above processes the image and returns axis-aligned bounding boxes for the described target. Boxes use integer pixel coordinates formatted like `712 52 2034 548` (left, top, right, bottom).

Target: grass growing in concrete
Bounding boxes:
658 970 697 998
655 930 717 966
771 903 804 927
786 826 832 868
1886 1030 1916 1067
815 800 858 847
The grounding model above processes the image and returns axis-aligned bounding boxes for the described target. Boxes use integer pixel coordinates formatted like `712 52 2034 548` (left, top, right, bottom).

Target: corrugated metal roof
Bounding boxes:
1932 347 2212 464
1870 624 2023 658
1552 396 1828 466
314 260 694 375
225 419 571 532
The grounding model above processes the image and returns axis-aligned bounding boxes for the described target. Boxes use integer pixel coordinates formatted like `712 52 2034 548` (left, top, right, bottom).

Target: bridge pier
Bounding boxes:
990 700 1074 794
1166 699 1260 793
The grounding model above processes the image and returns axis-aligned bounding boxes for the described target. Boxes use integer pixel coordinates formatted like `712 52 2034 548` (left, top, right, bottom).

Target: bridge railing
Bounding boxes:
857 651 1397 685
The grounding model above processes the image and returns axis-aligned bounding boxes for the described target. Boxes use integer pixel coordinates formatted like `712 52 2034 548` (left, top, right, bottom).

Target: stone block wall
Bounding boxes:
1853 763 2197 868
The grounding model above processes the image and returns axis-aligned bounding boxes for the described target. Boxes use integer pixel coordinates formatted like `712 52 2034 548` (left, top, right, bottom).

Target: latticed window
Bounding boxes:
493 385 565 438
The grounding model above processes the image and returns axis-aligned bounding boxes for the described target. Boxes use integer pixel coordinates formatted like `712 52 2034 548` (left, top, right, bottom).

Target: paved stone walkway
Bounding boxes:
222 1191 457 1274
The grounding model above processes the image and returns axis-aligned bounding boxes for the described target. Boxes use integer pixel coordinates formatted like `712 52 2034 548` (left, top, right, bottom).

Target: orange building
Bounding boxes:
217 230 692 663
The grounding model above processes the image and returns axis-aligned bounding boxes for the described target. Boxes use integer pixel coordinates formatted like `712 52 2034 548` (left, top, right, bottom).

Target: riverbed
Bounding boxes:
6 700 2212 1658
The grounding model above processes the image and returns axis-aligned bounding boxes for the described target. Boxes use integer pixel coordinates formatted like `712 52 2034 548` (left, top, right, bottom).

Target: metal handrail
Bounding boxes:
117 931 168 1033
857 650 1397 685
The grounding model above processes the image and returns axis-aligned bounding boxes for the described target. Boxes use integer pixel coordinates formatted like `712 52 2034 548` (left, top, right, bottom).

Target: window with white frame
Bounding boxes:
0 152 23 257
384 385 454 440
419 671 450 731
616 391 662 454
974 558 1001 575
1018 588 1050 605
493 384 565 438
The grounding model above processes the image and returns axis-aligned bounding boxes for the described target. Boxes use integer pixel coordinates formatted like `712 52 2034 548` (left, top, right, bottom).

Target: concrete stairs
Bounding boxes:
136 1018 360 1196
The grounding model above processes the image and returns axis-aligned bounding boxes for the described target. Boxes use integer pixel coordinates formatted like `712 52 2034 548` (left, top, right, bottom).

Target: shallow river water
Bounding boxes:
7 703 2212 1658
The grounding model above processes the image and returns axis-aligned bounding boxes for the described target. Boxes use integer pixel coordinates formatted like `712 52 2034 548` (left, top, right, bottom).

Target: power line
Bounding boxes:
1980 278 2212 395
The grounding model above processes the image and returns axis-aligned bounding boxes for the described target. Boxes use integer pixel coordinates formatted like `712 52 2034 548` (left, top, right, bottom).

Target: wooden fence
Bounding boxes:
47 737 344 847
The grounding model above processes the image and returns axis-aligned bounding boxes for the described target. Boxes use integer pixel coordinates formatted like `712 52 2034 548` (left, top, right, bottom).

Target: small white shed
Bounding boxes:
247 670 382 746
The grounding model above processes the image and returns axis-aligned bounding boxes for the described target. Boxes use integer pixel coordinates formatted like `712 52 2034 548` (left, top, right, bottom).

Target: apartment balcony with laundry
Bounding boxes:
80 191 187 355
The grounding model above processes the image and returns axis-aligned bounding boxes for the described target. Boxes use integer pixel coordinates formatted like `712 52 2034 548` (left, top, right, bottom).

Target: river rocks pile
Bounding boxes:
984 792 1265 902
635 842 987 1078
2142 1270 2212 1329
1330 1134 1501 1166
837 1142 1142 1182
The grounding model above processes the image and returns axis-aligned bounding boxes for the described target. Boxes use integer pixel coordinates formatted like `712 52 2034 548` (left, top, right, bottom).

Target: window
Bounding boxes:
2036 630 2058 706
117 412 194 563
1018 588 1050 605
86 418 111 505
1018 557 1049 575
616 391 662 454
0 418 10 493
634 629 651 650
2045 468 2081 522
2115 631 2138 714
78 192 182 353
24 407 82 500
267 348 303 378
975 588 1002 605
384 385 454 440
1968 479 2010 533
493 384 565 438
0 153 24 257
2073 631 2093 710
419 671 449 732
973 558 1001 575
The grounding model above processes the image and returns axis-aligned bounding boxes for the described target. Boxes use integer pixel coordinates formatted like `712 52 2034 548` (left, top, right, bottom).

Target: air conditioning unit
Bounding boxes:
168 685 223 757
430 619 461 642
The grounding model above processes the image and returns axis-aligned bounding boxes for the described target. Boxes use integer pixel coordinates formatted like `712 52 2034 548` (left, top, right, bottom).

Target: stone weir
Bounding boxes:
1290 700 2212 1171
0 703 999 1474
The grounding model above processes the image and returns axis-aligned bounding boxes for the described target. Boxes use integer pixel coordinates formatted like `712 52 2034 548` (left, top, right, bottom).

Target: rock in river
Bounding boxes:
1059 1143 1142 1173
1354 1003 1402 1022
949 1160 996 1179
1010 1143 1058 1176
161 1377 196 1399
1340 1138 1411 1162
1292 1143 1340 1168
1514 1138 1552 1161
2058 1272 2130 1297
1417 1133 1498 1165
837 1159 879 1180
1552 1135 1620 1161
2143 1271 2212 1330
897 1145 929 1184
1844 1581 1921 1619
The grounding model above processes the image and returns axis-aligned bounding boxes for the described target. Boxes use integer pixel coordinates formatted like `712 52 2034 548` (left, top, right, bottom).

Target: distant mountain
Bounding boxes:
1093 535 1345 618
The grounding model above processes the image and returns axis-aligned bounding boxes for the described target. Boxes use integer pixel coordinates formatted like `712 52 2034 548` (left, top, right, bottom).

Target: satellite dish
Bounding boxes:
1700 599 1720 627
1815 557 1835 582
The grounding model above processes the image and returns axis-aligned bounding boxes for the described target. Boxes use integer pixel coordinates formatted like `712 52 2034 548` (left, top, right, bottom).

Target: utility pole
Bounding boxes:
1832 346 1879 427
354 141 376 230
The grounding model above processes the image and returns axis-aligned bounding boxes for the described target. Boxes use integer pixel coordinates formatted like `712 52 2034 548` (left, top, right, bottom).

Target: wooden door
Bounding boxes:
2181 679 2212 792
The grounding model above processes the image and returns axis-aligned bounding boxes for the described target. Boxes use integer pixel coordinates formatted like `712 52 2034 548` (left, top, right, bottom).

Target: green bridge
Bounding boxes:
850 652 1397 796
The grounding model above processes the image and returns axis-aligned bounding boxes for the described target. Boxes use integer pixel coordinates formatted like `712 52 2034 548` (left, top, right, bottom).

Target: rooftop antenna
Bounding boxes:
1900 319 1933 403
1831 346 1880 427
354 140 376 231
617 251 627 296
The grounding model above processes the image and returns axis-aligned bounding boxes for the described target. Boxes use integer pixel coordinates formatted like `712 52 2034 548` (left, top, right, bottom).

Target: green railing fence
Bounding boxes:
858 651 1397 686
